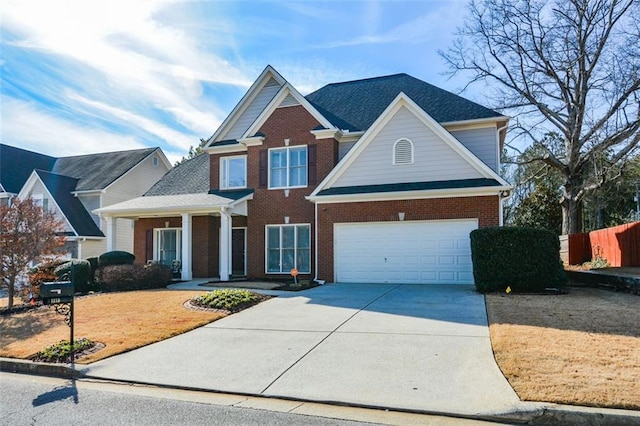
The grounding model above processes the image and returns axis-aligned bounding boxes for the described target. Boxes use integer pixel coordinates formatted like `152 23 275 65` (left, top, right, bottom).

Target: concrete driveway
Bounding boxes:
81 284 521 417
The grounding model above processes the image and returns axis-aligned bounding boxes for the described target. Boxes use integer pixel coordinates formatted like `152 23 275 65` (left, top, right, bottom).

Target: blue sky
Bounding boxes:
1 0 476 164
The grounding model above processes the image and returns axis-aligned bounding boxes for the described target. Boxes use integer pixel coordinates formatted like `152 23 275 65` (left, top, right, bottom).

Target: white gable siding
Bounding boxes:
448 127 498 172
331 106 484 188
224 80 281 140
27 180 74 234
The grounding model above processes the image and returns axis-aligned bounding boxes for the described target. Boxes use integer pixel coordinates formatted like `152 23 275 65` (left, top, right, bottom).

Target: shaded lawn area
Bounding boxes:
0 290 225 364
486 286 640 410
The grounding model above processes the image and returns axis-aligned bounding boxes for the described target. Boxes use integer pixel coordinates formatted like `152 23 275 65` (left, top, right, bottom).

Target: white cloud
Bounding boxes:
68 93 199 151
0 96 146 156
313 2 464 49
0 0 249 142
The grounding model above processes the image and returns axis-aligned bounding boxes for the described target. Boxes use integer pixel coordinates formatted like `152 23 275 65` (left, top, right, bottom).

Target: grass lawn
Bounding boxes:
0 290 225 364
486 286 640 410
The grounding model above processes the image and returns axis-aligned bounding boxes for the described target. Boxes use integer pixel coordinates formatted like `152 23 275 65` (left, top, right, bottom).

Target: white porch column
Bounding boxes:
105 216 117 252
219 208 232 281
181 213 193 281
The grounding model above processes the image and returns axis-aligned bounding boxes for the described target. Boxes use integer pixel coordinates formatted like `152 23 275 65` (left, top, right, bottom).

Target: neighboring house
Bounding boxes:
0 144 171 259
97 65 511 284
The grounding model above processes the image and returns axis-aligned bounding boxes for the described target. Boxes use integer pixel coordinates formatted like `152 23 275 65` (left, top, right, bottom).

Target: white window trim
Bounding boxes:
265 223 311 274
153 228 182 265
393 138 414 165
220 155 248 190
268 146 308 190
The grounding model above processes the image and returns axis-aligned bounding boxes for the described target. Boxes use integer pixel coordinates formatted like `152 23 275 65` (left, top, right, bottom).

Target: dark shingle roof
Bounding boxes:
208 189 254 200
36 170 104 237
0 144 56 193
306 74 502 132
145 153 210 196
316 178 502 196
53 147 158 191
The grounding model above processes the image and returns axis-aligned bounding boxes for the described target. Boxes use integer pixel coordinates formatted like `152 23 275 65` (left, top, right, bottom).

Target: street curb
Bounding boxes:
0 358 82 379
3 357 640 425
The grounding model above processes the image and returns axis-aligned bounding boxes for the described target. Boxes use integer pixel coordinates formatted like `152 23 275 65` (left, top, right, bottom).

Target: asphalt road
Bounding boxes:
0 373 376 426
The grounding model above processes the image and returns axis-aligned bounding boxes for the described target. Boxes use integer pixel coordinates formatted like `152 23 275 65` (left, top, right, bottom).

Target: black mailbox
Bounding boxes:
40 281 74 302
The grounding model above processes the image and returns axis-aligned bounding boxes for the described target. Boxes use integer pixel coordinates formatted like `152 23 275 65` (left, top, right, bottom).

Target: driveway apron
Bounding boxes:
81 284 521 416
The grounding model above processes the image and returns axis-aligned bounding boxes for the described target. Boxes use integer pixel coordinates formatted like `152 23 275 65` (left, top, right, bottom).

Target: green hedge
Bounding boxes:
54 260 93 294
470 227 566 293
94 263 172 292
98 251 135 267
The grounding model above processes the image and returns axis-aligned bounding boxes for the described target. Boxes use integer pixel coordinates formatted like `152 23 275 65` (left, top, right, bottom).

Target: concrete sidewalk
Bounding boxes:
80 283 531 419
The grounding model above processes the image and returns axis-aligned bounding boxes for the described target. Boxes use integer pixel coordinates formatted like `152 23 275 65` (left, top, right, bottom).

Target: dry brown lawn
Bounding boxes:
0 290 224 364
486 286 640 409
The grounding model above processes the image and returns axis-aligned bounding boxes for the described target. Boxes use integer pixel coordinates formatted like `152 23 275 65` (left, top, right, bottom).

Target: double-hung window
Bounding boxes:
266 224 310 273
220 155 247 189
269 146 307 189
155 228 181 266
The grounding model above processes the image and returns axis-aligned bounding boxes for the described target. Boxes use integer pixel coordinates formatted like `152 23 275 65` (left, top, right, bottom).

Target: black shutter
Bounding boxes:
145 229 153 262
308 144 317 185
259 149 268 187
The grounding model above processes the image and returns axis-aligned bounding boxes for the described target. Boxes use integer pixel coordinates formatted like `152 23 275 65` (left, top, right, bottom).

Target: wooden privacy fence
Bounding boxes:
560 221 640 266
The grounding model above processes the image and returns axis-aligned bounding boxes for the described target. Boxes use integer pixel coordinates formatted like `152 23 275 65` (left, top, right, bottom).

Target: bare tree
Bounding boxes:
442 0 640 234
0 198 65 309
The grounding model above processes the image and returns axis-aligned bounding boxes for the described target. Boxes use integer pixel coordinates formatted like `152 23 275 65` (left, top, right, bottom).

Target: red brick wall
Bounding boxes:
209 105 339 279
316 196 500 282
133 216 220 278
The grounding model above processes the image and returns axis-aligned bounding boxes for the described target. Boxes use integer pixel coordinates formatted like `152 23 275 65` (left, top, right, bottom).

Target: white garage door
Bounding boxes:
334 219 477 284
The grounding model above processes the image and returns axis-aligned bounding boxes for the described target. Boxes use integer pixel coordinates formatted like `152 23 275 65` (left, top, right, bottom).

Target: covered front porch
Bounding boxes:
94 192 252 281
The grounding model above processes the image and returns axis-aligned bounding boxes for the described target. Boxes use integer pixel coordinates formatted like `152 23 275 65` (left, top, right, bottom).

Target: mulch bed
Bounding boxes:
29 341 106 363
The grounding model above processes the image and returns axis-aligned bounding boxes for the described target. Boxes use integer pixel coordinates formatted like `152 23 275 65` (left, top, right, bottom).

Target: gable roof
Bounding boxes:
0 144 56 194
53 147 159 191
309 93 510 201
206 65 286 146
35 170 104 237
306 73 503 132
145 152 210 196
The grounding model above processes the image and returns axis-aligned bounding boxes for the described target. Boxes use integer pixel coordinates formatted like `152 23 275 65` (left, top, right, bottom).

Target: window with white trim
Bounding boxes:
266 224 311 273
32 194 49 212
154 228 181 266
220 155 247 189
393 138 414 165
268 146 307 189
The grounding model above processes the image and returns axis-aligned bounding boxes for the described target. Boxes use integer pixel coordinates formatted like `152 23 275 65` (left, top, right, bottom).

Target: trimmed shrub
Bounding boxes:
85 256 99 283
470 226 566 293
26 259 67 300
95 263 172 292
98 251 135 267
54 260 93 294
191 289 264 313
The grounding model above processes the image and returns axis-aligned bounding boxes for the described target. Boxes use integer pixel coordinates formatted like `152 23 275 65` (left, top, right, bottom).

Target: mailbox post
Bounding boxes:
40 280 75 363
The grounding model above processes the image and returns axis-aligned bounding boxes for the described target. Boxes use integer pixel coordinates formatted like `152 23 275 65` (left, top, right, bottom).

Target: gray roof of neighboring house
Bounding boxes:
316 178 503 197
306 73 503 132
0 144 56 194
145 153 210 196
53 147 158 191
36 170 104 237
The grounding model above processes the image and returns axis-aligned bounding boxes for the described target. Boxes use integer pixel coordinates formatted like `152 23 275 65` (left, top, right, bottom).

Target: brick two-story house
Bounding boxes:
97 66 511 284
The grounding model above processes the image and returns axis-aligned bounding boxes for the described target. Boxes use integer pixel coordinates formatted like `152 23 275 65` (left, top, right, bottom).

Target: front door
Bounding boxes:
232 228 246 277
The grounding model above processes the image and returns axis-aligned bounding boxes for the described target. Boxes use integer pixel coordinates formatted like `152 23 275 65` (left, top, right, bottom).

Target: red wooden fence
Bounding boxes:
564 221 640 266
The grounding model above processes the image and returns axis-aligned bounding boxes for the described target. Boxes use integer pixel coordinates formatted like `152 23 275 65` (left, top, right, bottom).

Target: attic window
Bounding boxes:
393 138 414 165
152 156 159 167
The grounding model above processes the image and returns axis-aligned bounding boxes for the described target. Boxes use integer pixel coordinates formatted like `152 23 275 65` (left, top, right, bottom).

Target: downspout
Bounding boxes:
497 122 510 227
314 201 320 283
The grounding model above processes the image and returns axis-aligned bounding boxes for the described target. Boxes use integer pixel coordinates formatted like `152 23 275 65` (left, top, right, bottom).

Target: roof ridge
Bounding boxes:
34 169 79 181
312 73 410 90
56 146 157 161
